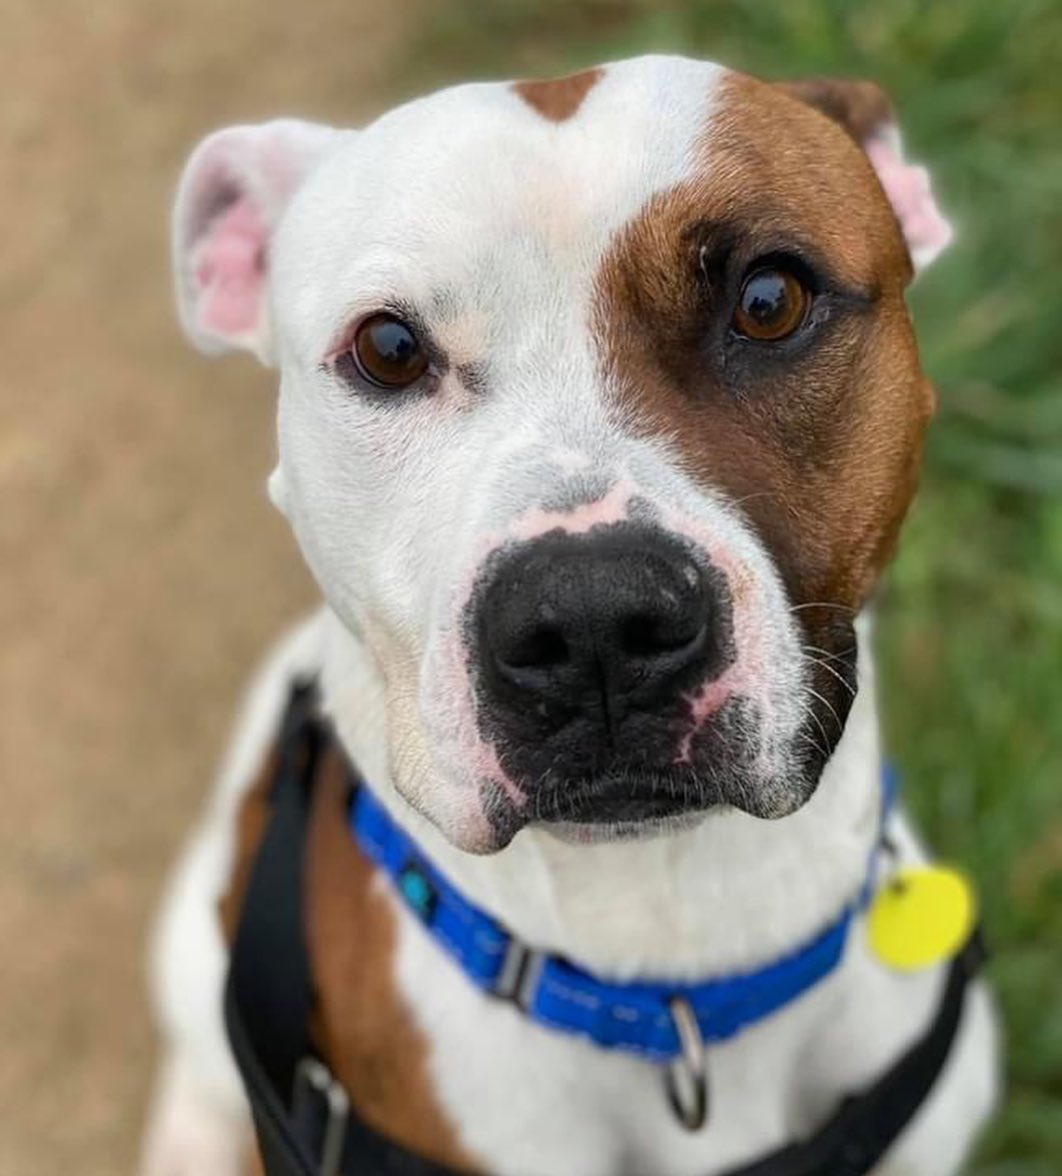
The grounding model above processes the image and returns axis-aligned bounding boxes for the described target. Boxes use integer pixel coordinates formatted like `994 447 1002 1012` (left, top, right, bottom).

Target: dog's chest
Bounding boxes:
387 888 942 1176
217 659 996 1176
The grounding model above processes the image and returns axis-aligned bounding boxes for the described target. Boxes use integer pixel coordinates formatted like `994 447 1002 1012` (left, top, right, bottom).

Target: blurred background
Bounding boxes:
1 1 1059 1173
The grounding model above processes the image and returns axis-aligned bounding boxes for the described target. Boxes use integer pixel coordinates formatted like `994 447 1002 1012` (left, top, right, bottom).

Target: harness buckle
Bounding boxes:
293 1058 349 1176
665 997 710 1132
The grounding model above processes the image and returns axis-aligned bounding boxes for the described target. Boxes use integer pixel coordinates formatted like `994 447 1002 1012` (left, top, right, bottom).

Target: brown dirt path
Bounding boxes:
0 4 415 1171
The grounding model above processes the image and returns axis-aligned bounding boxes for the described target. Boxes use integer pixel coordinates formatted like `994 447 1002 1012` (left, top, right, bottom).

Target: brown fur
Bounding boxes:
512 67 603 122
594 70 931 626
220 737 478 1174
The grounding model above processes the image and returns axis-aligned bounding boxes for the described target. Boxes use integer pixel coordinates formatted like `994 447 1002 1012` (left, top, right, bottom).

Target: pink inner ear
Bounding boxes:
865 138 953 267
190 197 268 338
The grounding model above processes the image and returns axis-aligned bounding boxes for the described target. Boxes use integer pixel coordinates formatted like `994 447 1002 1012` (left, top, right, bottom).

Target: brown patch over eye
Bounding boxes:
351 314 429 389
732 268 810 341
591 69 929 619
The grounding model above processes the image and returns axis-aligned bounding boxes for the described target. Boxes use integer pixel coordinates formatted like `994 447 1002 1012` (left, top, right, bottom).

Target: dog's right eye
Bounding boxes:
348 314 429 389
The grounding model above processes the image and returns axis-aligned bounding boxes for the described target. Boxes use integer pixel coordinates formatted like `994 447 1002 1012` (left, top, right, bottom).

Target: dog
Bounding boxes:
141 55 999 1176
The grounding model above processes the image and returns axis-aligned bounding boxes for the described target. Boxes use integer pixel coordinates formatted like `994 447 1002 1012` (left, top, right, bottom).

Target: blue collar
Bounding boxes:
348 768 896 1063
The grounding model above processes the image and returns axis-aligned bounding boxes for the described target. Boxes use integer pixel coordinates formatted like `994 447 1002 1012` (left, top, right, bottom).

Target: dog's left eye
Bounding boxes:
348 314 429 389
731 267 811 342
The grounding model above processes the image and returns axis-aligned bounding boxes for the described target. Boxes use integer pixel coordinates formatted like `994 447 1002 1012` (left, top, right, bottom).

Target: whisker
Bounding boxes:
804 654 857 698
802 643 857 666
728 490 774 512
795 723 829 763
797 697 833 753
806 686 844 732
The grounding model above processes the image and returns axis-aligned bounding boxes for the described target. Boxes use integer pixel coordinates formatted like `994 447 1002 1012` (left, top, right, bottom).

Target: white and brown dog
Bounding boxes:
142 56 999 1176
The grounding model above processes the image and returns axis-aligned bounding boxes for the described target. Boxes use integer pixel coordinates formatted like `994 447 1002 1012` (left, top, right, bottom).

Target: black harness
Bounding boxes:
225 682 985 1176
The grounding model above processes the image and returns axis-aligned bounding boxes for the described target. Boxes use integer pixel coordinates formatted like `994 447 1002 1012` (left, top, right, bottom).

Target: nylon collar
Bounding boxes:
348 767 897 1063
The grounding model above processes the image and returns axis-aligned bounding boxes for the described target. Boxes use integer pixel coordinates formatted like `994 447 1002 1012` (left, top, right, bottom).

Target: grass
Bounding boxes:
398 3 1062 1169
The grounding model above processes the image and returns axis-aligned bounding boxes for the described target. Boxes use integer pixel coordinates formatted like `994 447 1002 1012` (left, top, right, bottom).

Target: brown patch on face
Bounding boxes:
513 67 603 122
220 736 478 1174
594 69 932 636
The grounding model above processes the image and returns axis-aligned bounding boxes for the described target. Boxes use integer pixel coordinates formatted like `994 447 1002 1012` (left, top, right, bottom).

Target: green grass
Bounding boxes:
400 3 1062 1168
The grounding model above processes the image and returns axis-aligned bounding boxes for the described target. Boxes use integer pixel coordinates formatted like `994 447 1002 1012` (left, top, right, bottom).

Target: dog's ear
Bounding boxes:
778 78 952 273
173 119 339 363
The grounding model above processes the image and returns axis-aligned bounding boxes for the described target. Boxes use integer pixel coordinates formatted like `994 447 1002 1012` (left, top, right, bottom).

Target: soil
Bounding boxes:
0 3 414 1171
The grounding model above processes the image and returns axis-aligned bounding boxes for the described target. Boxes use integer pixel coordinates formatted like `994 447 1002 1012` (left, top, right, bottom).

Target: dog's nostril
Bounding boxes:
499 624 570 671
621 614 667 658
620 614 707 659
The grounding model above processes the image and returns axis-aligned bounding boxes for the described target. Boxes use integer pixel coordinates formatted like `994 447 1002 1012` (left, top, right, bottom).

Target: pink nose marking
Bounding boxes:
675 666 744 765
475 743 527 809
437 562 527 809
657 504 774 766
509 481 636 542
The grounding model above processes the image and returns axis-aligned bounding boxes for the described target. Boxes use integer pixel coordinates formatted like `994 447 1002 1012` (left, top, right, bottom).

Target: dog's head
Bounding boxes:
173 57 950 852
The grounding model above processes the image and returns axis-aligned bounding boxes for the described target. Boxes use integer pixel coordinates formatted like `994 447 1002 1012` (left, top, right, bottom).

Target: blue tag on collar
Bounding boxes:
396 862 437 923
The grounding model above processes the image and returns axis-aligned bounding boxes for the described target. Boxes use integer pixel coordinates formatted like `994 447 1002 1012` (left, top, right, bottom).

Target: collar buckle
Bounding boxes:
494 940 546 1011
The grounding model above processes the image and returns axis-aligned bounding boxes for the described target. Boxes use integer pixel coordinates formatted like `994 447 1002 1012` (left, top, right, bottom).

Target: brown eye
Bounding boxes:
350 314 429 389
732 268 810 341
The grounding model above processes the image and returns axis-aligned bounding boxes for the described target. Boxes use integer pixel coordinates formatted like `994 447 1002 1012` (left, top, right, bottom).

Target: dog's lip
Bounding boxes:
527 770 722 825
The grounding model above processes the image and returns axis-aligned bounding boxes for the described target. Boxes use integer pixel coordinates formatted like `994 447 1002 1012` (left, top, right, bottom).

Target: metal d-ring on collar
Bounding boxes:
666 996 710 1131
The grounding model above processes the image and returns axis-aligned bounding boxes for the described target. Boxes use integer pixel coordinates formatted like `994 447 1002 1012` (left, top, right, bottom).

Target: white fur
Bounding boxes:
144 54 996 1176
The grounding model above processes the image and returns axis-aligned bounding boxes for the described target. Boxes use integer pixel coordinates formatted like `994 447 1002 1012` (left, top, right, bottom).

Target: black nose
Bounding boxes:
475 525 729 744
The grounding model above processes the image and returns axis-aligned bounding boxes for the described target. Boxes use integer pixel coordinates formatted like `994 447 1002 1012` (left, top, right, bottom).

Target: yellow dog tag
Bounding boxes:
867 866 976 972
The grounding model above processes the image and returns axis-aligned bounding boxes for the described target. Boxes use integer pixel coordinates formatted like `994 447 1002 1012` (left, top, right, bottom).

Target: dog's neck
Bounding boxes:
319 609 882 981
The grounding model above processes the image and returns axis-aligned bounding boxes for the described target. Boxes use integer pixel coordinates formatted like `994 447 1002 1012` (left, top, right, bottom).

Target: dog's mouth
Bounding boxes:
478 746 807 848
481 770 714 848
528 769 717 827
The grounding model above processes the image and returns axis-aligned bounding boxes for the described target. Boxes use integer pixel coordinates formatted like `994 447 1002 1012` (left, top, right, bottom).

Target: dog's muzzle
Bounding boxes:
467 523 737 820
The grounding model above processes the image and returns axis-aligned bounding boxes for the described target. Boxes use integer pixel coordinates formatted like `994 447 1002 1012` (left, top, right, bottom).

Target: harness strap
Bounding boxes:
225 682 984 1176
225 681 319 1176
225 682 464 1176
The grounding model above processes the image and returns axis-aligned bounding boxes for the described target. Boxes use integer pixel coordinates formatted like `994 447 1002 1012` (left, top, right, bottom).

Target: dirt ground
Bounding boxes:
0 4 415 1172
